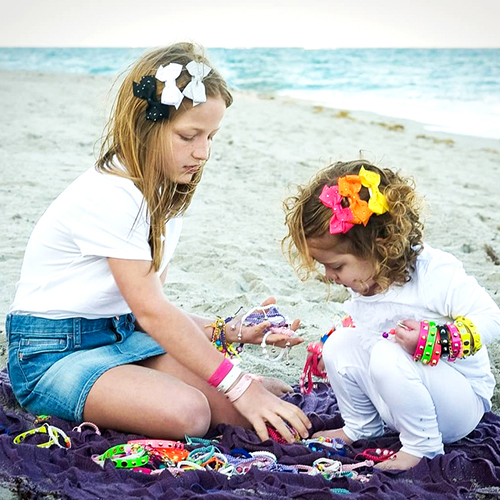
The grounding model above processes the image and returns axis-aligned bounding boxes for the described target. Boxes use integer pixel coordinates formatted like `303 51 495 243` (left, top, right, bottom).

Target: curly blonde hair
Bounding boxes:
97 42 233 271
282 160 425 292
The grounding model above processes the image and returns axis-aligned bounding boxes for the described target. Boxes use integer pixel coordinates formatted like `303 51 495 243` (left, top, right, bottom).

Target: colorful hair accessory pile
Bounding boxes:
319 166 389 235
411 317 482 365
133 61 212 122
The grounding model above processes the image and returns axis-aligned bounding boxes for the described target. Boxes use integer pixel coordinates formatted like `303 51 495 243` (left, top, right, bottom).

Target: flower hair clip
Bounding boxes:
133 61 212 122
320 168 389 235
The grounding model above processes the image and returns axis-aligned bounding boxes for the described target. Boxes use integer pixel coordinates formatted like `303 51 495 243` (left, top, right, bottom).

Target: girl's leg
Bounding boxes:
369 340 484 469
84 352 249 439
317 329 386 442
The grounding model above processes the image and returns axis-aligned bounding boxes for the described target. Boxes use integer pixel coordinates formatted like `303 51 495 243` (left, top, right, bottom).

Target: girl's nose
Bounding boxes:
325 269 337 282
193 139 210 160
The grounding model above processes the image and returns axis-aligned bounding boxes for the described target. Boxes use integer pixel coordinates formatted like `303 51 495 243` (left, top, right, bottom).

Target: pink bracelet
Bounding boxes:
226 374 253 403
127 439 184 450
208 358 234 387
446 323 462 361
413 321 429 362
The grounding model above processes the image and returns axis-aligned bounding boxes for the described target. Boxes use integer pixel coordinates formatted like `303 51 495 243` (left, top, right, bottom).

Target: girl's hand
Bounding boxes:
232 378 311 442
393 319 420 355
226 297 304 348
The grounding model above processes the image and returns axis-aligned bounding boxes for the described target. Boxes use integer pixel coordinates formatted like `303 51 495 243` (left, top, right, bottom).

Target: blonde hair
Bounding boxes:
97 43 233 271
283 160 425 292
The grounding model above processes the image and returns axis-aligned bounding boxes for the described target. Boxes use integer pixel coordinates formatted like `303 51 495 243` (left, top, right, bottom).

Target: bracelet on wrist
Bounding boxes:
226 373 253 403
437 325 450 358
208 318 242 360
421 321 439 365
454 318 471 357
456 316 482 354
446 322 462 361
413 321 429 362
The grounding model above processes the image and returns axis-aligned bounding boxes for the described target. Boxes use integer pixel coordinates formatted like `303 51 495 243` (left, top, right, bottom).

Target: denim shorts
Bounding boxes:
6 313 165 422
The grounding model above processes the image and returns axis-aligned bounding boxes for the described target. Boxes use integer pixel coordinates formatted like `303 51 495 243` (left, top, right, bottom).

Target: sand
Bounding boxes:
1 70 500 411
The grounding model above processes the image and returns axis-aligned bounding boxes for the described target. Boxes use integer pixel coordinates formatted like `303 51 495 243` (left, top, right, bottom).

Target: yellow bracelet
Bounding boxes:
13 423 71 449
456 316 482 354
454 318 472 357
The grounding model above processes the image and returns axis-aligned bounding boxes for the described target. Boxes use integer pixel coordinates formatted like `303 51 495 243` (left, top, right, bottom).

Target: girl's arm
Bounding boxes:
108 257 311 441
160 267 302 347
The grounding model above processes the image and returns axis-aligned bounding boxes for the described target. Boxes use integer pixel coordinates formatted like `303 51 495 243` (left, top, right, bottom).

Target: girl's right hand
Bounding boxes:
232 379 311 443
394 319 420 354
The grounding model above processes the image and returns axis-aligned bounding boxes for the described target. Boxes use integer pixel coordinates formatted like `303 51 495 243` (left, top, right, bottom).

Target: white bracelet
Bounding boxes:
226 374 253 403
216 365 242 393
261 330 286 362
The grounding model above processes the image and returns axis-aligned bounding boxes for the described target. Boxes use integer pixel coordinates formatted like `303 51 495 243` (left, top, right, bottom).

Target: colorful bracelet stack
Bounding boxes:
413 317 482 365
208 317 243 360
207 358 253 403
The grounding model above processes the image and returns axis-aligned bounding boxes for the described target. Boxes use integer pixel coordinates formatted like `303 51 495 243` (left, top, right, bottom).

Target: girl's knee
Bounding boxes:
369 340 411 383
158 388 211 438
177 391 211 437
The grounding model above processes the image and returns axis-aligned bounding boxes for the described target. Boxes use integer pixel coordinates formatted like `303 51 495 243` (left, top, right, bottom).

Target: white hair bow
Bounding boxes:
155 63 184 109
182 61 211 106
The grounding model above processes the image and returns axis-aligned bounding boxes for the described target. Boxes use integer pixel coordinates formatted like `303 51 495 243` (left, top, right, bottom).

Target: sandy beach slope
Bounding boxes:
1 70 499 410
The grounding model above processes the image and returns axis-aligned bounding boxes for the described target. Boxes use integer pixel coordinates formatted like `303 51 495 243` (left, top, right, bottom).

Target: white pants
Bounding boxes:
322 328 485 458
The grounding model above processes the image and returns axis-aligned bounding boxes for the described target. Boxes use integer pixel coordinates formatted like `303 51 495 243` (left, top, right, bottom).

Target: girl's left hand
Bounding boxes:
393 319 420 354
226 297 304 348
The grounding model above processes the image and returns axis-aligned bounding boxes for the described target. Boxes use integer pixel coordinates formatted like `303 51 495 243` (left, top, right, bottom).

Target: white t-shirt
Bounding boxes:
9 167 183 319
344 244 500 409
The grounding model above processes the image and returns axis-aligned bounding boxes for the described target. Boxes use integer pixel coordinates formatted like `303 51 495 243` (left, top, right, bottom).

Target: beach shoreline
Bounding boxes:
1 70 500 411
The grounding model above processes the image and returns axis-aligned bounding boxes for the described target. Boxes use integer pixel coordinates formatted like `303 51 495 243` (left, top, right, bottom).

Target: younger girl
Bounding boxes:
283 159 500 470
6 43 311 443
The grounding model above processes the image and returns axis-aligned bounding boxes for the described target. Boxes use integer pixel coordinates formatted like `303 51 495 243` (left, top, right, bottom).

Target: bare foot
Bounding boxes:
311 428 354 445
261 377 294 397
375 450 422 471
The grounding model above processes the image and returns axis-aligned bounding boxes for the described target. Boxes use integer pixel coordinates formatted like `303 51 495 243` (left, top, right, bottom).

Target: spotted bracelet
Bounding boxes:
456 316 482 354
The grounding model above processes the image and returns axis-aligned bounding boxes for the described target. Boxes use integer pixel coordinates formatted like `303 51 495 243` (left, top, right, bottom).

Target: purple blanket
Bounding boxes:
0 369 500 499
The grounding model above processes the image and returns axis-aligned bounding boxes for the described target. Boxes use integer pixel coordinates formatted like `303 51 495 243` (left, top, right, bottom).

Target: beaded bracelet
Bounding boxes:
413 321 430 362
208 318 242 360
454 318 472 357
446 322 462 361
421 322 438 365
457 316 482 354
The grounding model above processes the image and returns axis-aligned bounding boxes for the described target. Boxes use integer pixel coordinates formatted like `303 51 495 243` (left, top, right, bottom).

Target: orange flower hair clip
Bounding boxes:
319 168 389 235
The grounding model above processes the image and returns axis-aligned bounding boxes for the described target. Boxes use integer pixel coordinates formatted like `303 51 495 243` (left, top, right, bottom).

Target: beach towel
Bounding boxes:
0 369 499 499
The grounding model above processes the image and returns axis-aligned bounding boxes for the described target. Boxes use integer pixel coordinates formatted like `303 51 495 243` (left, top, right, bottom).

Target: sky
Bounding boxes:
1 0 499 48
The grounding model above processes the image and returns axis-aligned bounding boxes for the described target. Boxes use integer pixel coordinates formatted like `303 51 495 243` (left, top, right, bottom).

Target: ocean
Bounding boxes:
1 47 499 139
